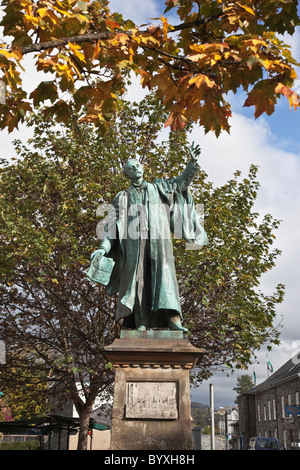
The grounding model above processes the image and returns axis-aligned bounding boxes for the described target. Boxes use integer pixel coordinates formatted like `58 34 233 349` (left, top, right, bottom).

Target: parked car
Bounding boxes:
248 437 280 450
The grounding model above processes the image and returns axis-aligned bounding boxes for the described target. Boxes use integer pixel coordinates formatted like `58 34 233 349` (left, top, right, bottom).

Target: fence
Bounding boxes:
1 434 40 443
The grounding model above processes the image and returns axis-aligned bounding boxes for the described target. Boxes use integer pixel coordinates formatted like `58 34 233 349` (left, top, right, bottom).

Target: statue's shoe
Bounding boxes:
169 320 188 332
137 325 147 331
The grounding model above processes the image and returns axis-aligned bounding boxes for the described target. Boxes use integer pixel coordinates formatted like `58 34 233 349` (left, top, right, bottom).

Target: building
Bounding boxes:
238 355 300 450
217 406 239 437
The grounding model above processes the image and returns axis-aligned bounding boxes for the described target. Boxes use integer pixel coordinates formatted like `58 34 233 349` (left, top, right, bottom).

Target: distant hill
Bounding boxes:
191 402 209 410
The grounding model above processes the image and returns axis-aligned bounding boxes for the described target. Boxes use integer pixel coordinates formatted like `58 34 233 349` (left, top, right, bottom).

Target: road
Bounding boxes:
200 434 226 450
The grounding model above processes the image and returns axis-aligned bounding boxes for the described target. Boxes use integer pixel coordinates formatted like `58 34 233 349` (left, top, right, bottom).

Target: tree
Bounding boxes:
0 94 173 449
0 95 284 448
0 0 299 135
0 113 121 450
233 374 255 402
191 405 209 428
0 392 12 422
0 361 48 420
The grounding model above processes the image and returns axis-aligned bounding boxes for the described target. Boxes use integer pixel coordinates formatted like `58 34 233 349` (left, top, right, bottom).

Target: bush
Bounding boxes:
0 439 40 450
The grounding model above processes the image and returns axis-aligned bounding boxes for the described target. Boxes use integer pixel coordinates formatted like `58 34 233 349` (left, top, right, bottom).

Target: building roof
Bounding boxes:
244 356 300 396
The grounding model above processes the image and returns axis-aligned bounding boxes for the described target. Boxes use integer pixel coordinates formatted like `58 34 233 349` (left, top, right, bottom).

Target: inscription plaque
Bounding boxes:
125 381 178 420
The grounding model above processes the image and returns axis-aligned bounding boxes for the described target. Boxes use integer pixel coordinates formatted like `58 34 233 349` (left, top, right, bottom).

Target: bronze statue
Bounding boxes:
88 143 207 332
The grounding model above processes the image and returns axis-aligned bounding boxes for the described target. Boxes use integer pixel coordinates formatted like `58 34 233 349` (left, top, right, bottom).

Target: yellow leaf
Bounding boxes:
161 15 169 40
129 47 134 62
0 48 19 60
189 74 216 89
68 42 86 63
24 15 40 26
237 3 255 16
37 8 48 18
53 6 71 16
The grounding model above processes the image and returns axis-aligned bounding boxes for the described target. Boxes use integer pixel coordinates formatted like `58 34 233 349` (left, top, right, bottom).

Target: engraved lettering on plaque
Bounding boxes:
125 382 178 419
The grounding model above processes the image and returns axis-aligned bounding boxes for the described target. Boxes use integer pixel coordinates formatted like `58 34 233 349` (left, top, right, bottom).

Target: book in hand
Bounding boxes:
87 254 115 286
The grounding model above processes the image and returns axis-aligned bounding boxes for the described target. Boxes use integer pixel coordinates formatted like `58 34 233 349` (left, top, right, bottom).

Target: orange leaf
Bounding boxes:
92 40 101 60
164 112 187 131
275 83 300 110
105 18 120 30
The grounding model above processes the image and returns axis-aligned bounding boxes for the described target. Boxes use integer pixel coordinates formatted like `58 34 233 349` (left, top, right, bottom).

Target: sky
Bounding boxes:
1 0 300 410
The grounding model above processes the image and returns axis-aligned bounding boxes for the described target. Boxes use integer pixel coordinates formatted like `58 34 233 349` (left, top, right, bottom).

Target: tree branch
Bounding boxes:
172 13 224 32
20 31 111 54
18 13 225 55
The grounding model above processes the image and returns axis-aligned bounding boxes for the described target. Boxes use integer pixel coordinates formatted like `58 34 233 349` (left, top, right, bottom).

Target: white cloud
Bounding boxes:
109 0 160 25
192 111 300 327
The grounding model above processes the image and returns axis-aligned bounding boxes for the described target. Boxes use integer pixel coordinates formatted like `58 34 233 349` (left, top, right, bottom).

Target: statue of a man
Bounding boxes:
89 143 208 332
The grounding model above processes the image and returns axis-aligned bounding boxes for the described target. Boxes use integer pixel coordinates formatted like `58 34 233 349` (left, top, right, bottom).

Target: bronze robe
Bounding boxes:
98 161 208 327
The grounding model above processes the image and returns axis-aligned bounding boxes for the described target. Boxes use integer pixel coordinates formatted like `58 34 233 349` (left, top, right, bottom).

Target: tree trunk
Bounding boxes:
77 406 92 451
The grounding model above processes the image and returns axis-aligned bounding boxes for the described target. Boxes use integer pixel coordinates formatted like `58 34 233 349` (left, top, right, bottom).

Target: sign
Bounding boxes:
125 381 178 419
284 417 294 423
285 406 300 416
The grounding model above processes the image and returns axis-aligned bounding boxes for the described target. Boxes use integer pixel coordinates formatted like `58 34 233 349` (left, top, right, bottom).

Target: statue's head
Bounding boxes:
123 159 144 181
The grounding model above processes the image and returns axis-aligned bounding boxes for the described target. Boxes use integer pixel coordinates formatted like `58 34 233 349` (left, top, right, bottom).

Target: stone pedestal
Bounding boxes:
102 330 205 450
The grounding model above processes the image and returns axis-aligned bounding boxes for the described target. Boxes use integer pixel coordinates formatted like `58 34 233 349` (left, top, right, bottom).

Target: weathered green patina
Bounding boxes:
88 143 207 332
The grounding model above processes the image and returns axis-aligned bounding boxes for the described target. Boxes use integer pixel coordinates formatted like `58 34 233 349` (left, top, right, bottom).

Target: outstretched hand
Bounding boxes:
188 142 201 163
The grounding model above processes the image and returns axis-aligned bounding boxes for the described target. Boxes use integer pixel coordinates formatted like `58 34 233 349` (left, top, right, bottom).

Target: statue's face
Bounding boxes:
124 159 144 181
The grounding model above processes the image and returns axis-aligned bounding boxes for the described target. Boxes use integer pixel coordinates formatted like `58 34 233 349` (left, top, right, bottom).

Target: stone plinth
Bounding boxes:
102 330 205 450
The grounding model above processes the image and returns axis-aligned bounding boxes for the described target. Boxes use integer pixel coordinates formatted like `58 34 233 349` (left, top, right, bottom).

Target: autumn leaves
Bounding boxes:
0 0 299 135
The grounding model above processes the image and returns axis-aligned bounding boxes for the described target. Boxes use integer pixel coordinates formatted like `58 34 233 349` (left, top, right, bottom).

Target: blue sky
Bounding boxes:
1 0 300 409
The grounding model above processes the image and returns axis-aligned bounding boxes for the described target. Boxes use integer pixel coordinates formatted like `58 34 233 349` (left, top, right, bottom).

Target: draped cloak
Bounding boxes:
97 161 208 327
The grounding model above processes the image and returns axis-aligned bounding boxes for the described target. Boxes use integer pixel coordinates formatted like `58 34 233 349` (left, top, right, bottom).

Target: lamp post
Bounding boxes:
210 384 215 450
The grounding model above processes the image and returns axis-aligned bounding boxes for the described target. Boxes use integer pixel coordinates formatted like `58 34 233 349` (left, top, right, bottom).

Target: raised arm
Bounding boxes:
176 142 201 191
188 142 201 165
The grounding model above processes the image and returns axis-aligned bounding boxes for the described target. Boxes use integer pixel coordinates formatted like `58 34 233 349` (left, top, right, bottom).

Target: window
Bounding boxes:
283 430 287 449
257 404 261 422
296 392 299 406
273 399 276 420
288 394 292 406
268 401 272 421
263 403 267 421
281 396 285 418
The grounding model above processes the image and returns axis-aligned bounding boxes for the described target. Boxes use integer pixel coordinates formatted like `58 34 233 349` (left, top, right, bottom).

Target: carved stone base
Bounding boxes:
102 330 205 450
